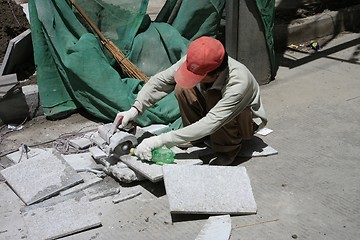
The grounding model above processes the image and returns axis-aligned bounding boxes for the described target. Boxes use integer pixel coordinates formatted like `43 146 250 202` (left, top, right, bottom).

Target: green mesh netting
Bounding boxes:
29 0 274 128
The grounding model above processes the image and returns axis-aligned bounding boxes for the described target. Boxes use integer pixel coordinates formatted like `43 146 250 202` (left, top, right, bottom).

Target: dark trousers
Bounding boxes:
174 85 254 160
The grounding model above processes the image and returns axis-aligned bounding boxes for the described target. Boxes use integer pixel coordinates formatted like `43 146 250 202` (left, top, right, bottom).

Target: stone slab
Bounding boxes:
69 137 92 149
5 147 48 164
22 84 43 118
195 215 232 240
255 127 273 136
0 74 18 99
22 193 101 240
60 172 102 196
89 146 107 160
0 29 33 76
163 165 257 214
61 152 102 171
0 151 83 205
120 149 203 182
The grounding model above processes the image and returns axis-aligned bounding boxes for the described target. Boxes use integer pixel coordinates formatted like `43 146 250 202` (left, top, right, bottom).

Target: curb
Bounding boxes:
274 4 360 49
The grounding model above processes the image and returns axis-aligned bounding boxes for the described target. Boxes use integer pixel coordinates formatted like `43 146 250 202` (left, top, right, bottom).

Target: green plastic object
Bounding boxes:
151 146 175 165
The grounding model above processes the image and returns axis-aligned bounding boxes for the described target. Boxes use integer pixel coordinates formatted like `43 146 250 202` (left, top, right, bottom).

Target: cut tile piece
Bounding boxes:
60 172 102 196
163 165 257 214
120 154 202 183
22 193 101 240
195 215 232 240
256 127 273 136
89 146 107 160
69 137 92 149
61 152 102 171
0 151 83 205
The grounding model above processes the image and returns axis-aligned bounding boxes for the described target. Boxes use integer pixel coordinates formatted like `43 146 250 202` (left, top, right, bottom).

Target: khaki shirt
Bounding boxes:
133 56 267 146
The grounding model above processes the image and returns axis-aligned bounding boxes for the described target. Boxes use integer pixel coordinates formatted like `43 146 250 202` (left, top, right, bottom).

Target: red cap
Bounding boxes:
174 36 225 89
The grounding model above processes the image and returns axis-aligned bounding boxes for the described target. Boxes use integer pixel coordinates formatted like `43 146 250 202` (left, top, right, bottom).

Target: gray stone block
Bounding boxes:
195 215 232 240
120 151 203 182
69 137 92 149
0 151 83 205
5 147 48 164
22 193 101 240
60 172 103 196
22 84 43 118
0 74 18 99
61 152 102 171
163 165 257 214
89 146 107 160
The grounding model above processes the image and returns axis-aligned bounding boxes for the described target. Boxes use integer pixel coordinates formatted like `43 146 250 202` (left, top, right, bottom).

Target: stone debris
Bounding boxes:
88 187 121 201
112 190 142 204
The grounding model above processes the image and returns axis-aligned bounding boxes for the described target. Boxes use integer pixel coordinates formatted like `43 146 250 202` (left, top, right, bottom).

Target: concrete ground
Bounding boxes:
1 31 359 240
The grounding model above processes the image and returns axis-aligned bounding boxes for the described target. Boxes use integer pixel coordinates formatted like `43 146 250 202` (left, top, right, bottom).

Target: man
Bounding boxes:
112 36 267 165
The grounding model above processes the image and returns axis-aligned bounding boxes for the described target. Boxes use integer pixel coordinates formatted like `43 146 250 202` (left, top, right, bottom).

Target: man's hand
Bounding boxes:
111 107 139 134
134 136 163 161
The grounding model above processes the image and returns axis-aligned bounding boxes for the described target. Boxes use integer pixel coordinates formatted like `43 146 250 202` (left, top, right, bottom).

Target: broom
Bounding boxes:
70 0 149 82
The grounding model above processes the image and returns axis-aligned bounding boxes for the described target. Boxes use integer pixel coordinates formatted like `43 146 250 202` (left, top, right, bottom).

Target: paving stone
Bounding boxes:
60 172 103 196
5 147 48 164
89 146 107 160
61 152 102 171
69 137 92 149
0 29 33 76
163 165 257 214
120 150 203 182
22 193 101 240
22 84 43 118
195 215 232 240
0 183 25 214
0 151 83 205
0 74 18 99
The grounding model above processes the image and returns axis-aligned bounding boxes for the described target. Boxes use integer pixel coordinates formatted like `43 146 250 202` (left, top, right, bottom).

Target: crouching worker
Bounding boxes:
111 36 267 165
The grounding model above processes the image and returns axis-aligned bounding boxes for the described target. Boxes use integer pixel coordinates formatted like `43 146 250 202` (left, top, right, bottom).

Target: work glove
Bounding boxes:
134 136 163 161
111 107 139 134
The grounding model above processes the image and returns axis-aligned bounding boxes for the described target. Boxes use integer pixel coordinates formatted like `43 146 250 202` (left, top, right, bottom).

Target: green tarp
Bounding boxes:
29 0 274 128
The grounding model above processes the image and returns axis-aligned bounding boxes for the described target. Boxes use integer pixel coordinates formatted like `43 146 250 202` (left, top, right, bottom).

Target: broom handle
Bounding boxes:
69 0 107 42
69 0 148 81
